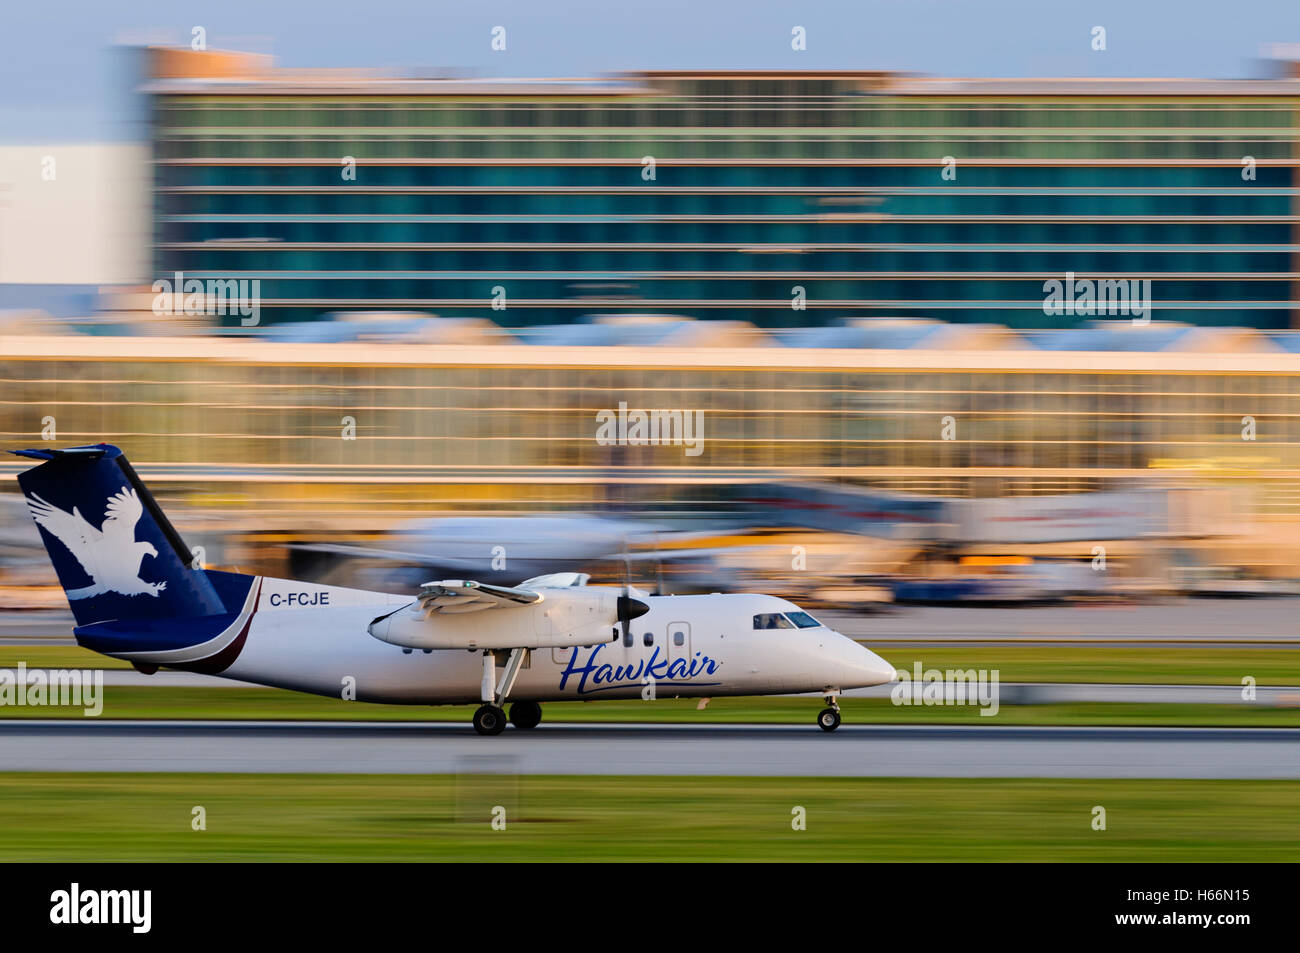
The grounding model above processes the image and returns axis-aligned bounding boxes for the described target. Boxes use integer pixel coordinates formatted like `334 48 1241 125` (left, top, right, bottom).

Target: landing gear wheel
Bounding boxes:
473 704 507 736
509 701 543 730
817 707 842 732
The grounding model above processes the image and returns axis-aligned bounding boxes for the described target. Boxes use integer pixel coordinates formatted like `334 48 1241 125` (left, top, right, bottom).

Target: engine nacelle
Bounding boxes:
368 587 629 650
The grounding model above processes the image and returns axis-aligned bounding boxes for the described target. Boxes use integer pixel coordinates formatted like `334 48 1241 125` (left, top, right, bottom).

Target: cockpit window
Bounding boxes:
753 613 795 630
785 611 821 629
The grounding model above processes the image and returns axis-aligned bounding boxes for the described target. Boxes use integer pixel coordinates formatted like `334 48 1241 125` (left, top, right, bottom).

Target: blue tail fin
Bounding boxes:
12 444 227 626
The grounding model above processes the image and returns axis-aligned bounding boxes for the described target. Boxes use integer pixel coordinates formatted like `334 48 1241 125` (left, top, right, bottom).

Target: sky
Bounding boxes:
2 0 1300 142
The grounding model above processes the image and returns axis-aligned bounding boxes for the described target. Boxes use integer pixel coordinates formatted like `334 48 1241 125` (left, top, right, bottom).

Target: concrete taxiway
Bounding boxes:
0 720 1297 779
826 598 1300 644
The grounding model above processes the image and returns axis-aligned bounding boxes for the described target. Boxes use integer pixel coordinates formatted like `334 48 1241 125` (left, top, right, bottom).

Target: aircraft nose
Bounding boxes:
861 646 899 684
833 637 897 687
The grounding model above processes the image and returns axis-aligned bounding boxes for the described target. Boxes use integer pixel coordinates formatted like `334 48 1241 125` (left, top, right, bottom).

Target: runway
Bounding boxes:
2 720 1298 779
6 667 1300 706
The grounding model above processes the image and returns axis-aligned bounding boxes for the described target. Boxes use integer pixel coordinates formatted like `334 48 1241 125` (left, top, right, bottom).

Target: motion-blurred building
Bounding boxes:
143 46 1300 329
2 330 1296 501
5 47 1300 592
4 328 1297 583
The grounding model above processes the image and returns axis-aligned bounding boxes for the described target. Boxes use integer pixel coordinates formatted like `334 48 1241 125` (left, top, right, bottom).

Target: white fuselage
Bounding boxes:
203 578 897 706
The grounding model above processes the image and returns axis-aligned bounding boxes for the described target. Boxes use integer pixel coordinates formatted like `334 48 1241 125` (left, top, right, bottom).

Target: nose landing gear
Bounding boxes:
817 694 842 732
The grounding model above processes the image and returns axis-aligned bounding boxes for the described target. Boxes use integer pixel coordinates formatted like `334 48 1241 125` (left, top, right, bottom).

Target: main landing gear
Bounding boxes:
817 694 842 732
473 704 507 736
472 648 542 736
509 700 543 730
472 700 543 735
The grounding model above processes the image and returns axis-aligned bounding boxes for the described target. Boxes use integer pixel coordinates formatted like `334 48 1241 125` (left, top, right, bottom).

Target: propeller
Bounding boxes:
615 535 649 641
654 529 666 596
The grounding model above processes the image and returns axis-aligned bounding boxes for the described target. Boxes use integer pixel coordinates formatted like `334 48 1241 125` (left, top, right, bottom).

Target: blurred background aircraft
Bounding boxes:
285 514 756 594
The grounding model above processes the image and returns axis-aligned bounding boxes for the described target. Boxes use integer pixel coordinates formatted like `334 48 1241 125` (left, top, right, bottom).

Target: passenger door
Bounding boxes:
666 621 691 664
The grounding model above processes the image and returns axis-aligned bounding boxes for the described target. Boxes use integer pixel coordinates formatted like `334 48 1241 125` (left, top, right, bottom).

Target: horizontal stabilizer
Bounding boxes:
10 445 110 462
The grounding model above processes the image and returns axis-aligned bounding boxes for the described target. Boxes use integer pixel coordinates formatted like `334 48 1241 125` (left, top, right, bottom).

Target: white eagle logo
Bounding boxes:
26 487 167 599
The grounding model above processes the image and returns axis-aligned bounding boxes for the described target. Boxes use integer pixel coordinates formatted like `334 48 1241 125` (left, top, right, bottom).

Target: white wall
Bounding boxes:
0 143 150 285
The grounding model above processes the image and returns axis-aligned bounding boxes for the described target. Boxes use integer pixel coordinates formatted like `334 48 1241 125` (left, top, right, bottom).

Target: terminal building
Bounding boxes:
4 329 1297 513
143 47 1300 330
5 48 1300 584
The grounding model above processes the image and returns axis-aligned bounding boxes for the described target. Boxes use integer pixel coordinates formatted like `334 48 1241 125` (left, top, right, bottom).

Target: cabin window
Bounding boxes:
753 613 795 630
643 631 654 646
785 611 821 629
673 630 685 646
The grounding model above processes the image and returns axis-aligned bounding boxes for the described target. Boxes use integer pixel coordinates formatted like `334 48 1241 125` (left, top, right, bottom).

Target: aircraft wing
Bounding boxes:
609 544 773 562
416 579 544 615
288 541 443 563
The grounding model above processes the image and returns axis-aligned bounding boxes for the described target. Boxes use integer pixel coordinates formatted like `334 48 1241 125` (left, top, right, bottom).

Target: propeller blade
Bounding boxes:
620 534 632 641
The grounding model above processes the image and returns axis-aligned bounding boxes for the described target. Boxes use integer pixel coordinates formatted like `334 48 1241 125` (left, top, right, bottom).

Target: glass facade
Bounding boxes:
148 63 1300 329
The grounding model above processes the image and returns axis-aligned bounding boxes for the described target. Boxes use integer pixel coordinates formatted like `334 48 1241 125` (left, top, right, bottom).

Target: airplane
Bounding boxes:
287 514 749 593
10 444 897 734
